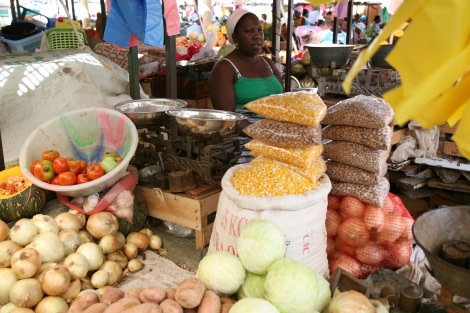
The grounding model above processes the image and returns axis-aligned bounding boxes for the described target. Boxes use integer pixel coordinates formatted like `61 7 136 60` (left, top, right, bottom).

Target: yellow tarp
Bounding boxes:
339 0 470 160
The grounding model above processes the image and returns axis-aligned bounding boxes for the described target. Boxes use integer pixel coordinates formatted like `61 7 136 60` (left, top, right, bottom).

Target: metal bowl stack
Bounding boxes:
304 43 354 67
114 98 188 128
166 108 246 138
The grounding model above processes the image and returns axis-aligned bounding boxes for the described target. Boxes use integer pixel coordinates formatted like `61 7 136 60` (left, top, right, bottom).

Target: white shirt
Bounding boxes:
308 10 320 25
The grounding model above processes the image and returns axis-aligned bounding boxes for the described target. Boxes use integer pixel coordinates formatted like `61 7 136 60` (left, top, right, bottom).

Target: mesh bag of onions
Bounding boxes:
325 192 414 279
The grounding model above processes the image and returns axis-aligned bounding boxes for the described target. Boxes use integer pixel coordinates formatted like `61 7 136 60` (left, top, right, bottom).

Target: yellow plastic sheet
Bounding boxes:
342 0 470 160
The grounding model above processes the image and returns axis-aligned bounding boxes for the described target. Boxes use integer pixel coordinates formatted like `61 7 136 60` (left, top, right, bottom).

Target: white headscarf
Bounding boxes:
226 8 251 44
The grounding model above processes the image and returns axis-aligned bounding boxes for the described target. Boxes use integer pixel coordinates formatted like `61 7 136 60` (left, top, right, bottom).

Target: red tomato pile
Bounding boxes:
30 150 122 186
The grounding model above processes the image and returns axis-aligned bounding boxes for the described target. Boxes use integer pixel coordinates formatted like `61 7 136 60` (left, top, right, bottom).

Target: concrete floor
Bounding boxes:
147 217 208 272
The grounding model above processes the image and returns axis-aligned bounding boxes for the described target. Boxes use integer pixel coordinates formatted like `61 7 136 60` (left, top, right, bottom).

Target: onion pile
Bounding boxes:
0 210 163 311
326 193 414 278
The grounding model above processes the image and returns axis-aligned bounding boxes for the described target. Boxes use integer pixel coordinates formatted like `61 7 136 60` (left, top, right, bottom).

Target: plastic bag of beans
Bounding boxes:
325 160 384 186
322 125 393 151
322 95 394 129
243 119 322 148
245 90 327 127
329 176 390 207
323 140 389 175
246 139 323 168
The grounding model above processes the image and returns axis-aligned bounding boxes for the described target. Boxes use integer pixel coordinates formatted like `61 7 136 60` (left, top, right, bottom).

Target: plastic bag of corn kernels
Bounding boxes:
208 163 332 278
243 119 322 148
245 90 327 127
246 139 324 168
322 95 394 129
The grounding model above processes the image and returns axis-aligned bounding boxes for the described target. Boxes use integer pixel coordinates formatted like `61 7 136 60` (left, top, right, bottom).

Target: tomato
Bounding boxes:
68 160 83 176
33 160 55 182
30 160 41 174
52 157 69 174
50 176 61 185
58 171 77 186
78 160 87 172
41 150 60 162
86 163 105 180
76 173 90 184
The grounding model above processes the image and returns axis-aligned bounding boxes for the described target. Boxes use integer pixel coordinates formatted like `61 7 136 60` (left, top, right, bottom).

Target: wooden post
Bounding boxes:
128 46 140 100
0 130 4 171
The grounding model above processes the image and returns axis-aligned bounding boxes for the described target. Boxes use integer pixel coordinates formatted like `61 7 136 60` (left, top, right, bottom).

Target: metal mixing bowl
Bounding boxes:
114 98 187 128
412 206 470 298
166 108 246 138
305 43 354 67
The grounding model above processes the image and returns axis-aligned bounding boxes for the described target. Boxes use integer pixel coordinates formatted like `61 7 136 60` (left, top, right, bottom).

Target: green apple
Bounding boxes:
100 156 120 174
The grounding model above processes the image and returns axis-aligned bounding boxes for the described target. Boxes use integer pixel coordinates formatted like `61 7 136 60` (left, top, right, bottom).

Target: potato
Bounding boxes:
83 302 108 313
139 286 167 304
103 296 141 313
183 308 197 313
101 287 125 305
174 278 205 309
197 290 220 313
124 288 144 299
219 297 236 305
160 298 183 313
165 287 177 300
72 290 101 311
220 302 233 313
121 302 162 313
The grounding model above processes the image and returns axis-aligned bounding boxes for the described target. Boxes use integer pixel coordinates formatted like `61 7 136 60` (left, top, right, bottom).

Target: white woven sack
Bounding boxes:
208 164 332 278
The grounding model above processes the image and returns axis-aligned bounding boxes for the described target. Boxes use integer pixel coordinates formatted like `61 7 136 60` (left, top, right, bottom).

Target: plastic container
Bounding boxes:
19 107 139 198
0 31 43 52
46 27 87 50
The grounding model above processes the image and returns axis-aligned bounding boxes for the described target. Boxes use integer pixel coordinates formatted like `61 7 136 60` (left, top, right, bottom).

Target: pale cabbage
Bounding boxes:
264 257 329 313
236 271 266 299
197 251 245 296
236 219 286 275
229 297 280 313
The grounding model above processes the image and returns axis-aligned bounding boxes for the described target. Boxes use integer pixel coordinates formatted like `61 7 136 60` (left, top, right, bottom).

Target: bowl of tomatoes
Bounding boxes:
19 107 138 197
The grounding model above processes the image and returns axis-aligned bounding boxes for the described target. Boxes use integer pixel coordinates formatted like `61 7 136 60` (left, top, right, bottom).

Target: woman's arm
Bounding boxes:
209 60 237 112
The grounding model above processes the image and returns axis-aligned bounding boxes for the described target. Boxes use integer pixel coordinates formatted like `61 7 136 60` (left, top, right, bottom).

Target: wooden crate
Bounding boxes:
437 122 467 159
136 186 220 250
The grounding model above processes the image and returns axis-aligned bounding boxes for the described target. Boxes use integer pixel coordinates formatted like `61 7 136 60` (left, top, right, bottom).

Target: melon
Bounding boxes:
0 167 46 222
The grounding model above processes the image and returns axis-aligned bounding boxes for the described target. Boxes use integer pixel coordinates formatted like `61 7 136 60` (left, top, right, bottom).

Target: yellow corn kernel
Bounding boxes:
245 91 327 126
231 157 320 196
246 139 323 168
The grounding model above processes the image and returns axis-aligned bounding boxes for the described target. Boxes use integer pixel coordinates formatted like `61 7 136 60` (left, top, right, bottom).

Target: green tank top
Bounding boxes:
222 57 284 108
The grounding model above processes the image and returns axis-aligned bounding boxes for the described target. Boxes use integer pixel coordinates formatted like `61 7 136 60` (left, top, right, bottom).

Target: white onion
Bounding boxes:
63 252 91 278
76 242 104 271
126 232 150 251
149 235 163 250
86 212 119 239
0 268 18 305
26 231 65 263
32 214 59 233
59 230 83 256
0 219 8 242
327 290 375 313
55 212 81 232
0 240 21 267
106 251 128 269
9 278 43 308
127 259 143 273
91 270 109 289
8 307 34 313
115 232 126 250
9 218 38 246
35 262 58 280
123 242 138 260
60 278 81 301
40 265 71 296
10 247 41 279
100 260 123 286
99 234 120 255
35 296 69 313
139 228 154 237
0 302 17 313
78 230 95 244
68 209 87 229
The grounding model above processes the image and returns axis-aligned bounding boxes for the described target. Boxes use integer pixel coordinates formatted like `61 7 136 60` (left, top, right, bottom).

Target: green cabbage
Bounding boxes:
229 298 280 313
264 257 329 313
237 271 266 299
196 251 246 296
236 219 286 275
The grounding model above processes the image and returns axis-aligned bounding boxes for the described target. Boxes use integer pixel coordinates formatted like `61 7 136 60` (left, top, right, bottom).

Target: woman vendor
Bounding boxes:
209 9 284 132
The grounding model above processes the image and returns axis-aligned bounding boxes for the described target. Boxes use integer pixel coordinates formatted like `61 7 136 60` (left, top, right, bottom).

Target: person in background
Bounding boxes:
308 6 320 26
186 13 202 37
209 8 283 132
372 15 382 33
261 13 272 41
293 6 307 27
